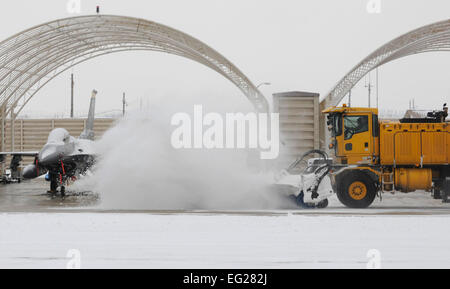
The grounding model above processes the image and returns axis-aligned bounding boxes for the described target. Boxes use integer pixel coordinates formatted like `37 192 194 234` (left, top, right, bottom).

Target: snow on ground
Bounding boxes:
1 212 450 268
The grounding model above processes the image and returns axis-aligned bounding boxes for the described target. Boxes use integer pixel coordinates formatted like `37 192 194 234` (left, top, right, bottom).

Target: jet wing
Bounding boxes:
0 152 39 156
0 151 38 161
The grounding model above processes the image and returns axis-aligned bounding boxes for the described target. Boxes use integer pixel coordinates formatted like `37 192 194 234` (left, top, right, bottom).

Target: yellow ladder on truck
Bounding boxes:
382 171 394 193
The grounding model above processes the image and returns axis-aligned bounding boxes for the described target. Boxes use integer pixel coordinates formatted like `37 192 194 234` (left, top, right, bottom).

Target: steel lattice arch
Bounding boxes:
1 15 449 144
322 18 450 108
0 15 269 120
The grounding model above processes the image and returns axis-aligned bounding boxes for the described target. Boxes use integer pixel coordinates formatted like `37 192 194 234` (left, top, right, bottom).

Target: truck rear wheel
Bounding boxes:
337 172 377 208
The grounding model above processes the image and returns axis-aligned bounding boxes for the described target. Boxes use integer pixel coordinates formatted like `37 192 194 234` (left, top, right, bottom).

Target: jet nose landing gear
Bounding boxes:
46 172 66 198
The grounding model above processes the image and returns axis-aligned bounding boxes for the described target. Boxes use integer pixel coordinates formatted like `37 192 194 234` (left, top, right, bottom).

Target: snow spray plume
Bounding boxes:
76 100 289 210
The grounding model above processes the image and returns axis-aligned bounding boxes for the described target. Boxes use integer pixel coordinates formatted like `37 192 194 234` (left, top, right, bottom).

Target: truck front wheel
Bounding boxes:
336 172 377 208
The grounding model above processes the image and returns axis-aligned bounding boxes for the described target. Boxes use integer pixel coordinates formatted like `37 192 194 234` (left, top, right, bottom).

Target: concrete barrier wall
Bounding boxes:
2 101 322 172
273 91 320 170
1 118 116 168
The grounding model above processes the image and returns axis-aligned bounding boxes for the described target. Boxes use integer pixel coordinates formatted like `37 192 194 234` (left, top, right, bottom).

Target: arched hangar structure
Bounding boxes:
322 18 450 109
320 18 450 148
0 15 269 150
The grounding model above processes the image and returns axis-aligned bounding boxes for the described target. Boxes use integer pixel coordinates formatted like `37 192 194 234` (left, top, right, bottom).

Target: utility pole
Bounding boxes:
1 106 5 174
122 92 126 116
365 74 372 108
376 67 379 108
348 90 352 107
10 105 15 152
70 73 74 118
409 99 416 110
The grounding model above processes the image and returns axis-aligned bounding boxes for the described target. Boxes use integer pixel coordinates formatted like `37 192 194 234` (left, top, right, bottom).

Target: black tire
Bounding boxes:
442 178 450 203
50 177 58 192
336 171 377 208
432 188 442 199
316 199 329 209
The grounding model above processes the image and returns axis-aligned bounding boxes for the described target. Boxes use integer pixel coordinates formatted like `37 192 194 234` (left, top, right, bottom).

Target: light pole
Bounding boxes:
255 82 272 171
256 82 271 90
256 82 271 104
256 82 271 111
122 92 126 116
70 73 74 118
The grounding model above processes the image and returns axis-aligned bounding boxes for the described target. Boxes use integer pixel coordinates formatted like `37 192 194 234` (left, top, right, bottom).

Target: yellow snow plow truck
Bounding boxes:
322 103 449 208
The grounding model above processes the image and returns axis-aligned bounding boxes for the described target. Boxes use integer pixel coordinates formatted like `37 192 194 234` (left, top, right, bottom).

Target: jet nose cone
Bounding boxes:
39 154 59 166
39 145 60 165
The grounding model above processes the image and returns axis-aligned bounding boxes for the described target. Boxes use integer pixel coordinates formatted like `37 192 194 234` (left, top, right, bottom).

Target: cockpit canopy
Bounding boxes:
47 128 70 143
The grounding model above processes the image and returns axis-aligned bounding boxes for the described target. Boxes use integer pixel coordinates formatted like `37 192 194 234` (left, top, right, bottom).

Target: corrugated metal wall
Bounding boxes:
1 118 116 168
273 91 320 169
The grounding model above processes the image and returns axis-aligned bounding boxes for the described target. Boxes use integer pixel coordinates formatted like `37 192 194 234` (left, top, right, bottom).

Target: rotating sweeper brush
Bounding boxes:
274 150 334 209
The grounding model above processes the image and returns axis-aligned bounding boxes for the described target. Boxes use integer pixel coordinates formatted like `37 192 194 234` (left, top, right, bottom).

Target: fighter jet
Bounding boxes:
0 90 98 196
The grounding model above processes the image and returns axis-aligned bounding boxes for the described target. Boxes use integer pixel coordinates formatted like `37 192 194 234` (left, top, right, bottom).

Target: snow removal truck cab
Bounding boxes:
323 103 450 208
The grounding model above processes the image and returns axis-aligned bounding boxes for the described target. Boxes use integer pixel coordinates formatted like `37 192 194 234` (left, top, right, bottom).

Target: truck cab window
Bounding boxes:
372 114 379 137
332 114 342 137
344 115 368 140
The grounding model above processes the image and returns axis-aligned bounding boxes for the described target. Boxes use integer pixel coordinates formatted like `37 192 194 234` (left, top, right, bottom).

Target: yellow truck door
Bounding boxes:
342 113 373 164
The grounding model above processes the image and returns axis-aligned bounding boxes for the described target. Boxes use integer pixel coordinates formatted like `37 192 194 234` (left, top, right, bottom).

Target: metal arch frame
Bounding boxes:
322 18 450 108
0 15 269 120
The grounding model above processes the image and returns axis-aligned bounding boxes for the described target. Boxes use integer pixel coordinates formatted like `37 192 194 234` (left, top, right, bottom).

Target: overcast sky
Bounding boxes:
0 0 448 117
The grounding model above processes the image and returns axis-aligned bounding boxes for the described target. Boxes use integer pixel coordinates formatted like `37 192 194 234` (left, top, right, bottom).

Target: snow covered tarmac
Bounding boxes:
1 179 450 268
1 212 450 268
